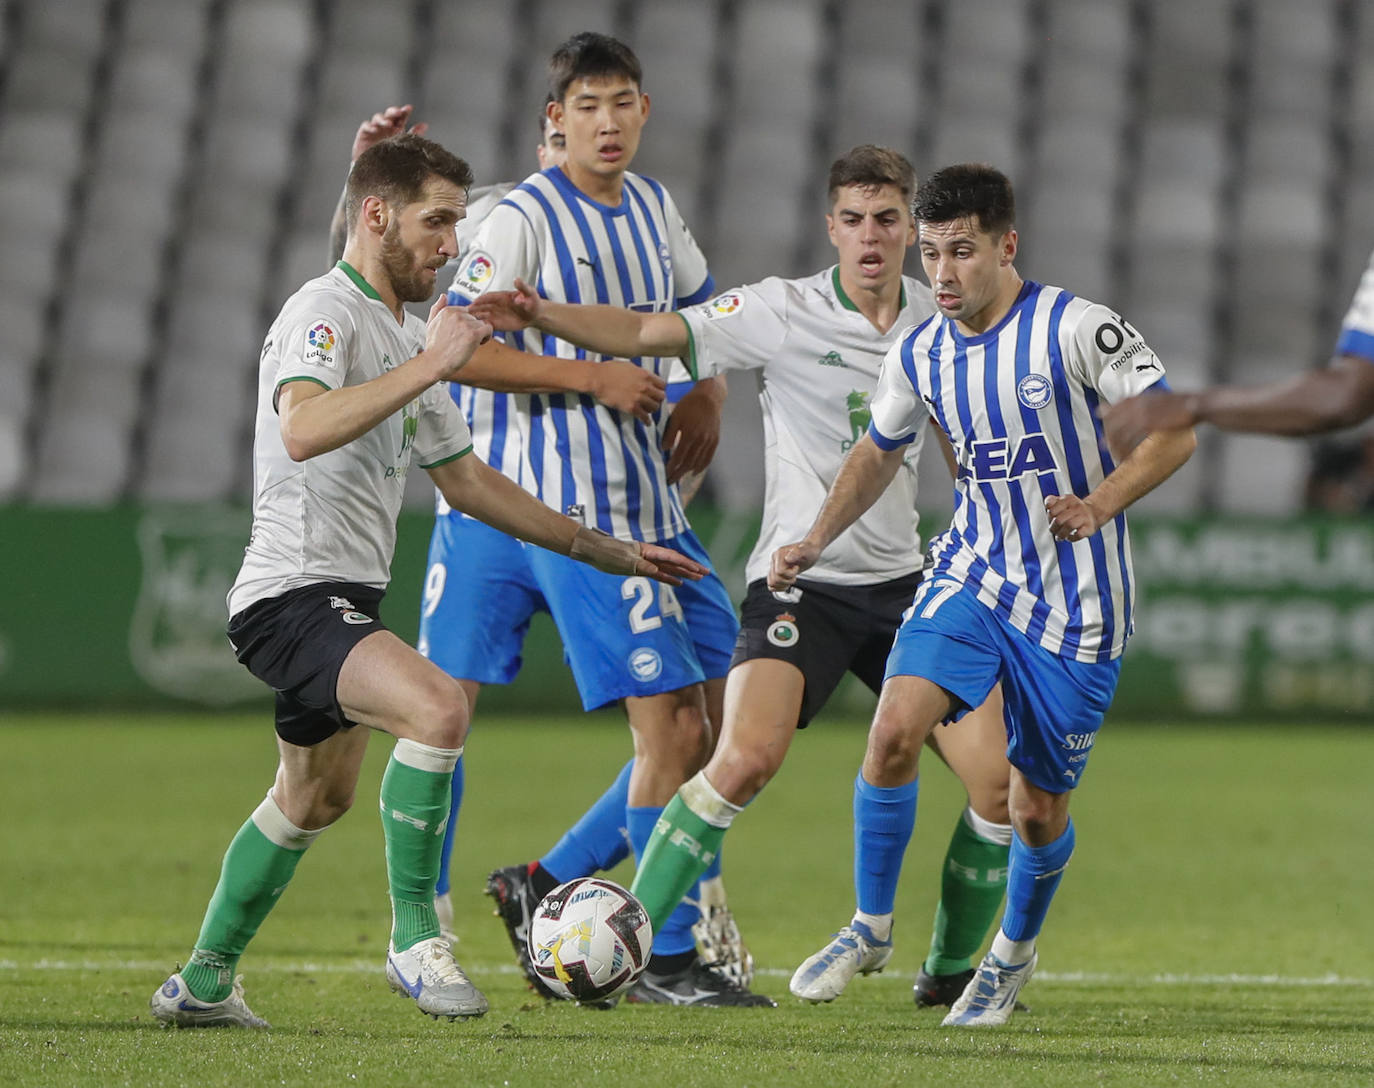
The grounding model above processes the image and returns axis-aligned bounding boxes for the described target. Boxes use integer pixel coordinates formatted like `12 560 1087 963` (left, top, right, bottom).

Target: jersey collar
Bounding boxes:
547 164 631 216
336 260 384 301
832 265 906 313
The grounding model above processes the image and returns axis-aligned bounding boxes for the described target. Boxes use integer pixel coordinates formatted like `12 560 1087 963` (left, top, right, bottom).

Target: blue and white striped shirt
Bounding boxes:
1336 248 1374 363
448 166 713 542
869 281 1170 662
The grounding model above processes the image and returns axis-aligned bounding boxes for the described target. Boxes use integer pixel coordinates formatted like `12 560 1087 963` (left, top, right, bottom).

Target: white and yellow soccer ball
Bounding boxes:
527 878 653 1003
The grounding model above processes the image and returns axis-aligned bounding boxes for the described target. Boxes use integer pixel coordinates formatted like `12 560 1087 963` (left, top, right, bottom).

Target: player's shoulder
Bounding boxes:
277 268 360 331
623 169 671 206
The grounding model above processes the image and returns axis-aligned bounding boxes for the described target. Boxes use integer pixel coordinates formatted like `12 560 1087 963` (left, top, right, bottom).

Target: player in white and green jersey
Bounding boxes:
151 133 706 1030
472 146 1020 1007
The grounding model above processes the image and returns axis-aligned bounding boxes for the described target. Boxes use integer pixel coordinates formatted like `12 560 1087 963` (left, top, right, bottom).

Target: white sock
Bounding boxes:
990 929 1036 966
853 910 893 943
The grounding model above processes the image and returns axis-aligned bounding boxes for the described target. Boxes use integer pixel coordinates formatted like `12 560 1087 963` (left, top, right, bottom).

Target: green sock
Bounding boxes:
630 773 738 934
182 796 318 1002
380 740 458 952
924 810 1011 976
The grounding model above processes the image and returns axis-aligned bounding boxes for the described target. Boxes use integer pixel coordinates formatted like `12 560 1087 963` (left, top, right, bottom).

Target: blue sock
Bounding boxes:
853 772 918 915
1002 819 1075 942
434 756 464 897
628 804 698 957
540 759 633 881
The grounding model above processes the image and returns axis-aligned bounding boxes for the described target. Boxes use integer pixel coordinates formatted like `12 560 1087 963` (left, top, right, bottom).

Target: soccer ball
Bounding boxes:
527 878 653 1003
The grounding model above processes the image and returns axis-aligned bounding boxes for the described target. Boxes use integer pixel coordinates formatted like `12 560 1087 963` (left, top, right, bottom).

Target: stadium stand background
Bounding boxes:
3 0 1373 517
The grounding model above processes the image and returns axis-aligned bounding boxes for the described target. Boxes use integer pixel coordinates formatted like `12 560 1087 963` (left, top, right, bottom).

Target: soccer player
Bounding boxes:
1101 247 1374 447
470 146 1022 1008
773 164 1196 1025
443 33 761 1006
150 133 705 1028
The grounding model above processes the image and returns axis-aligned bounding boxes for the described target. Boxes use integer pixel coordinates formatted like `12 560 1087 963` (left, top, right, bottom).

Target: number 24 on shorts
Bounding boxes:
621 576 685 634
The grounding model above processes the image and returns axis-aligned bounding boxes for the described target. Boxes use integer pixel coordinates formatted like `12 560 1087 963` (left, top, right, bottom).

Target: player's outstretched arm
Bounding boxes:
1100 355 1374 454
427 455 707 586
1045 425 1197 542
768 433 907 591
278 301 490 461
327 105 429 266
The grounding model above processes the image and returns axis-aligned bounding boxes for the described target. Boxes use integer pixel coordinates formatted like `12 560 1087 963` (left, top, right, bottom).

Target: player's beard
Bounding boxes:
380 220 436 304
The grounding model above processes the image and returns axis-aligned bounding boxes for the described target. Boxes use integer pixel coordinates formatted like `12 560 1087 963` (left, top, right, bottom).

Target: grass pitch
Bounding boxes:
1 712 1370 1087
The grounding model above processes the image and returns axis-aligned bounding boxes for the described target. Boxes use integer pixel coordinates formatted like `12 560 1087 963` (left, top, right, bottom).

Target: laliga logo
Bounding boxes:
465 254 493 286
307 322 335 352
707 292 743 319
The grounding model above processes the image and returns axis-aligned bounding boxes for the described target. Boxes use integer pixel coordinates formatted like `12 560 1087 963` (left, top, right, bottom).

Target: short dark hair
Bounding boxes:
827 146 916 207
548 31 643 102
345 133 473 226
912 163 1015 237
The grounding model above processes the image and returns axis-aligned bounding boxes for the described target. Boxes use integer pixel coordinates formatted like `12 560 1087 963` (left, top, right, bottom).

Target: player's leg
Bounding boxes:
154 584 397 1027
792 579 1003 1003
335 628 488 1019
916 689 1015 1006
631 658 806 933
420 513 542 940
943 625 1121 1027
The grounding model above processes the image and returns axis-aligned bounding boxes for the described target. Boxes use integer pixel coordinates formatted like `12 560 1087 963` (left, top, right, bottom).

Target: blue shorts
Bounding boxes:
418 511 547 684
526 528 737 711
884 577 1121 793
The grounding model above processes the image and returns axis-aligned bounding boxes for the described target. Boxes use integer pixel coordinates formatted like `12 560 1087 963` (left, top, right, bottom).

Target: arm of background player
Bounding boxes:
1046 426 1197 542
326 106 429 267
455 337 666 423
468 279 690 358
932 419 959 479
427 454 707 586
1100 355 1374 453
768 434 907 591
662 374 726 483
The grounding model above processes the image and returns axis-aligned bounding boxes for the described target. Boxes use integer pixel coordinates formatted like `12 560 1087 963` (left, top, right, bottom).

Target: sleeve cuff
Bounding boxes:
868 422 915 450
420 445 474 469
1336 328 1374 364
676 275 716 308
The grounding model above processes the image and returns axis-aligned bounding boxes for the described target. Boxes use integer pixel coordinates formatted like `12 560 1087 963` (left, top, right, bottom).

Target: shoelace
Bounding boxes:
418 939 469 985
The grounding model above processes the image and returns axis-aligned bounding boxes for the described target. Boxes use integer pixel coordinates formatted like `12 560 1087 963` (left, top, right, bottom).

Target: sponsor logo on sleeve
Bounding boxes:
452 250 495 297
305 321 337 367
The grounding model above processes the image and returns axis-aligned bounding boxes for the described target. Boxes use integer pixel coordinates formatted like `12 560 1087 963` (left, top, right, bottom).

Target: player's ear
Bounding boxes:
1001 229 1018 265
546 97 564 131
361 194 389 236
639 91 650 121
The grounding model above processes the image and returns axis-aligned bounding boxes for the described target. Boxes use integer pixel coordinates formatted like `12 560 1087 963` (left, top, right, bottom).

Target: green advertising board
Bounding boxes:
2 504 1371 720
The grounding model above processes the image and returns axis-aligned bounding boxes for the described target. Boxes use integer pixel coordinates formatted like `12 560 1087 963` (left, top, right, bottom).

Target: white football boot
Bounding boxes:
386 936 488 1019
150 972 269 1028
789 922 893 1003
941 950 1037 1027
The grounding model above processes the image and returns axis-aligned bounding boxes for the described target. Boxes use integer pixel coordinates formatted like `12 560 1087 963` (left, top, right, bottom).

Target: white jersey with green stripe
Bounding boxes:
678 266 937 586
228 262 473 616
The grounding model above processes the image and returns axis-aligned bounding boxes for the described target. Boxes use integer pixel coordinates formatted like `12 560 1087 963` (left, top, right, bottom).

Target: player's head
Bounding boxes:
825 146 918 290
912 163 1019 328
537 95 567 171
546 32 649 184
345 133 473 302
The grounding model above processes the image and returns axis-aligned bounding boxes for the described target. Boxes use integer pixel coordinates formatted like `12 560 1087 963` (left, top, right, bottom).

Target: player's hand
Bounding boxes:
466 277 544 331
661 377 724 483
570 527 707 586
425 294 493 380
1098 392 1197 460
769 539 821 592
1045 493 1103 542
351 105 427 162
588 360 667 423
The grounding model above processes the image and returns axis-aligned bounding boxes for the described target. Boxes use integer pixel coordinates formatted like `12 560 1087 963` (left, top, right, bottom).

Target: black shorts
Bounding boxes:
730 572 922 727
227 581 388 747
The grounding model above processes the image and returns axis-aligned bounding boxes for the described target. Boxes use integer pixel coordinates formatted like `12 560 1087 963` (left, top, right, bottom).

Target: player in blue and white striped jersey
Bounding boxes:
1103 245 1374 446
775 164 1197 1026
445 33 759 1007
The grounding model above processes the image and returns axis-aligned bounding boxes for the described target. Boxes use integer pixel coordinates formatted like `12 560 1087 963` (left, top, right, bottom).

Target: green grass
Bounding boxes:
1 713 1371 1087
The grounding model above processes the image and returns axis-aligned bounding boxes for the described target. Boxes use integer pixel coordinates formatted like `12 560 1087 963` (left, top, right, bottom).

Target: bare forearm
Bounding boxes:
434 458 578 555
1193 358 1374 435
1087 427 1196 521
537 302 686 359
455 338 601 395
805 435 905 551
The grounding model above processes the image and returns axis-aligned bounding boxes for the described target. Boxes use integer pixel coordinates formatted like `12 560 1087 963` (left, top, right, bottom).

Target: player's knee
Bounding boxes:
707 742 780 805
312 784 357 827
1009 792 1067 845
408 673 470 749
865 713 923 782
